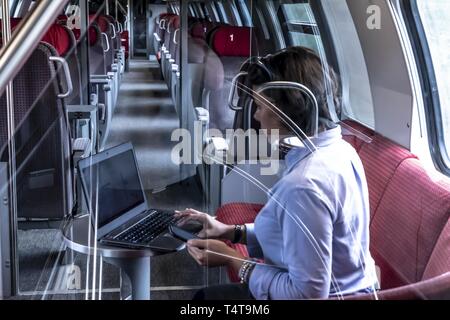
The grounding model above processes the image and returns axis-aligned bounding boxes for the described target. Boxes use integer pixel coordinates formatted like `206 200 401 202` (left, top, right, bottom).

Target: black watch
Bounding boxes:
232 224 243 244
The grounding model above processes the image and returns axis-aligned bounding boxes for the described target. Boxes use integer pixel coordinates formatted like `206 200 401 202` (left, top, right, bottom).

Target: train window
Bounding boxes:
188 3 196 17
278 1 323 54
222 0 242 26
214 1 229 24
205 2 220 22
200 2 212 21
235 0 253 27
194 2 205 19
410 1 450 170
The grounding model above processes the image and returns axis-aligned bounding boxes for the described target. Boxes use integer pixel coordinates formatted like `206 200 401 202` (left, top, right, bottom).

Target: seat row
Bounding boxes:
153 13 258 207
0 14 127 221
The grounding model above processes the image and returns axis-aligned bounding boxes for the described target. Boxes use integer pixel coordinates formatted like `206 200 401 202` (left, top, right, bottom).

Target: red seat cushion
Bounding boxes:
90 14 110 33
216 203 264 282
210 26 252 57
370 158 450 289
70 26 98 46
341 119 375 151
359 134 417 220
422 219 450 280
216 203 263 225
41 24 71 56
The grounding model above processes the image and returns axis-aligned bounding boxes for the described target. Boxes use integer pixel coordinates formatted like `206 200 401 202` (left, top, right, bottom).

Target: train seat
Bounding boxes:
216 123 450 299
161 15 179 81
0 23 76 221
153 13 174 57
203 26 254 132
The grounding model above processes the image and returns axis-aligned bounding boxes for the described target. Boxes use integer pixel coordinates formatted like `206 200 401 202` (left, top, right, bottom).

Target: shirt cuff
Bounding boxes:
248 264 280 300
245 223 263 258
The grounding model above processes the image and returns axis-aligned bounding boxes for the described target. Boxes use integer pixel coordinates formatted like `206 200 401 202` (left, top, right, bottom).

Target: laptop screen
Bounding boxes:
81 149 145 228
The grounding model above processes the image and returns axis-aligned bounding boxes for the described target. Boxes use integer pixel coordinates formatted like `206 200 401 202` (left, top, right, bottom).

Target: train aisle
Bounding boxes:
105 59 181 191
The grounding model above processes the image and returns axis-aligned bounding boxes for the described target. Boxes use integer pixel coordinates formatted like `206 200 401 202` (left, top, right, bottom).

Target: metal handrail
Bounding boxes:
0 0 70 95
49 56 74 99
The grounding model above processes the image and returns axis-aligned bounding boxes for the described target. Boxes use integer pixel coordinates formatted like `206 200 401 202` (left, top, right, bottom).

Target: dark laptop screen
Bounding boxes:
81 149 145 228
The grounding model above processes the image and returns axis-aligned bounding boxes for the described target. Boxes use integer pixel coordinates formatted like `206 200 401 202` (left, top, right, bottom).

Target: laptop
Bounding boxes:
78 142 188 252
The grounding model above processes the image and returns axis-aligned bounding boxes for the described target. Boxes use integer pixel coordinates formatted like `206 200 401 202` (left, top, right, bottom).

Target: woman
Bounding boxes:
177 46 378 300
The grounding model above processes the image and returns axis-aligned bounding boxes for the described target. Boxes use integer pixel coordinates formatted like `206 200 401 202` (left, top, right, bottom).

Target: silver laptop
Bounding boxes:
78 142 186 252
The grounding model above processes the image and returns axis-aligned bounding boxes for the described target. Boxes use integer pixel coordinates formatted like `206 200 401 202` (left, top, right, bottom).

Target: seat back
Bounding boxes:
203 26 255 132
0 30 73 220
90 15 114 72
371 158 450 288
87 22 107 76
342 120 450 290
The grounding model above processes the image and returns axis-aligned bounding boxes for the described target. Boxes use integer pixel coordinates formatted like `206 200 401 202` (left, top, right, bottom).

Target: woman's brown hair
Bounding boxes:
246 46 341 136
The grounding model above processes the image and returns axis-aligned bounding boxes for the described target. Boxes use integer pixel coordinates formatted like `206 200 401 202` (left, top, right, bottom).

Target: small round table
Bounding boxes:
62 215 184 300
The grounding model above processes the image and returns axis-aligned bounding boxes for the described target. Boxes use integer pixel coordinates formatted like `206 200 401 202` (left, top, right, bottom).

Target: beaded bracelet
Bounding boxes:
239 259 257 284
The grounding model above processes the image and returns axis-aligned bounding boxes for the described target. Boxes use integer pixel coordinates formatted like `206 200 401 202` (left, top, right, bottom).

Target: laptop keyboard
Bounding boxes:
114 211 178 244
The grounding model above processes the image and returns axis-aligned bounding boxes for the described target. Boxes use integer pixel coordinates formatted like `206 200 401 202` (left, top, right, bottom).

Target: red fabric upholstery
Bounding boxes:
41 24 71 56
369 158 450 288
210 26 252 57
216 124 450 299
56 15 68 23
166 15 179 33
422 219 450 279
359 135 417 219
342 273 450 300
370 159 450 288
171 16 180 30
216 203 264 225
341 119 375 151
90 15 109 33
191 21 216 40
10 18 22 29
156 13 176 40
216 203 264 282
70 26 98 46
1 19 70 56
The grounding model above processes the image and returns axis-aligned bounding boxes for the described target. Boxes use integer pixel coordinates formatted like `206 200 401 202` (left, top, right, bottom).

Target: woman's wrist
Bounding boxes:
222 224 237 241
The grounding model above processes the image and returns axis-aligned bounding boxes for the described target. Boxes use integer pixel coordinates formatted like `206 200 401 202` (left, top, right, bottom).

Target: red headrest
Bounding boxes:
10 18 22 29
0 19 70 56
191 21 215 40
57 15 68 23
211 26 252 57
41 24 71 56
159 13 175 22
171 16 180 30
167 15 179 32
89 14 110 33
71 27 98 46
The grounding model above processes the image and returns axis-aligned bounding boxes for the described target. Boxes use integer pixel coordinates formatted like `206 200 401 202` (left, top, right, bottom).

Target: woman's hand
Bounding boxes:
187 239 245 270
175 208 235 240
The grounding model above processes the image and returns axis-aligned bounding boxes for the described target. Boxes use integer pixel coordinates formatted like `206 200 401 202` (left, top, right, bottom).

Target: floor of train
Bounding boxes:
13 59 227 300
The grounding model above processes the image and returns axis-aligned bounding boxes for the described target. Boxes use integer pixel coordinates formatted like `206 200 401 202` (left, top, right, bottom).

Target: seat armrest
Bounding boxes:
336 272 450 300
209 137 229 152
90 75 113 83
195 107 209 123
72 138 92 160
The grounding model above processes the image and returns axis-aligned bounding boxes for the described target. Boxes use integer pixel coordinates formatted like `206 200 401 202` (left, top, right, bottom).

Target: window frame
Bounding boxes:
401 0 450 175
276 0 340 98
235 0 253 27
213 1 228 24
